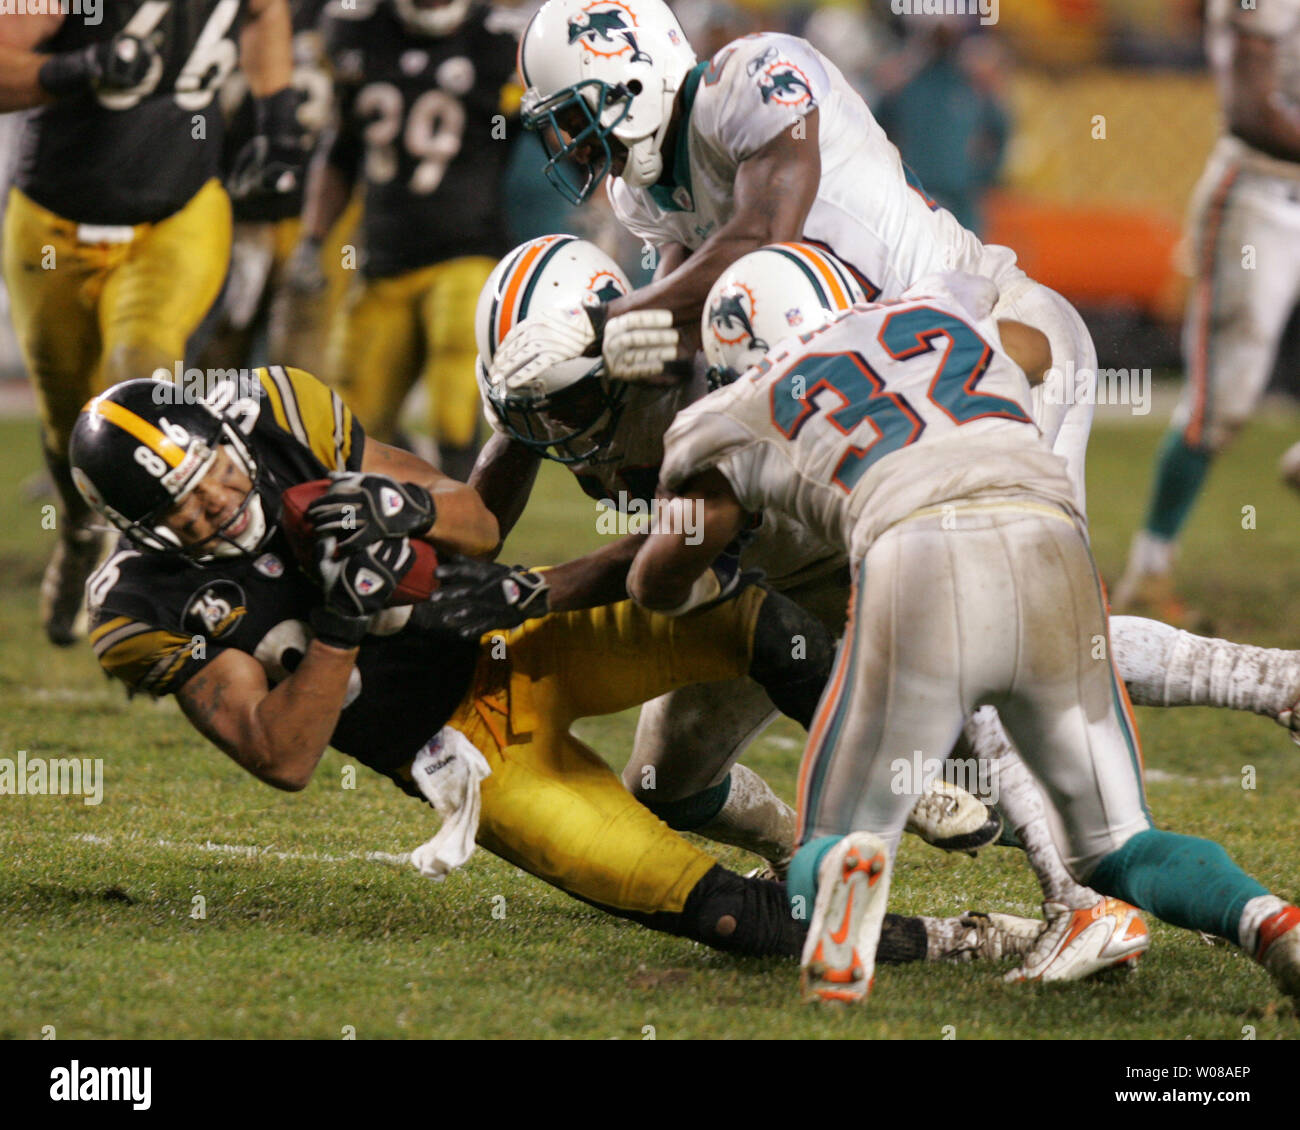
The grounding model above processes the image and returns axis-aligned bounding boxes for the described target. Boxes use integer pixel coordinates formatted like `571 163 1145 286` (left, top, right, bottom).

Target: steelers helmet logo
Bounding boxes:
708 283 767 352
566 1 652 64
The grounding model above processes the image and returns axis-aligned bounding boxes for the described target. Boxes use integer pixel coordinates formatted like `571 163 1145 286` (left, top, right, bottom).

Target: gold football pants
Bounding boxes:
3 179 232 458
327 255 494 447
434 590 765 917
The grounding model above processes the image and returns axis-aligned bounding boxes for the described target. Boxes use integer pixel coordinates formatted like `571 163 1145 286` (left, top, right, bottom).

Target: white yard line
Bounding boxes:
1141 768 1243 788
71 831 412 867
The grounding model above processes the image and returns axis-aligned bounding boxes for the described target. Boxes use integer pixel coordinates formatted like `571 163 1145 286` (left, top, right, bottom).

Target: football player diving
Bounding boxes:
624 247 1300 1007
0 0 307 647
293 0 523 478
477 0 1300 980
67 366 1035 966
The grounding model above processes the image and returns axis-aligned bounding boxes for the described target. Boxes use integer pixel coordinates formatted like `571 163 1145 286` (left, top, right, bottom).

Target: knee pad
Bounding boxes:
748 588 835 729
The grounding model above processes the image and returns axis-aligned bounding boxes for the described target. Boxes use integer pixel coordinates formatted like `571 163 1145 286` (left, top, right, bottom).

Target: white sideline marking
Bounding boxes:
73 831 412 867
1143 768 1241 788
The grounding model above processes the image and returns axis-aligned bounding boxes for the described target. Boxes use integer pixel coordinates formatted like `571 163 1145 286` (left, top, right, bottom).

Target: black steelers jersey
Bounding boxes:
17 0 252 225
323 1 519 278
87 365 479 788
220 0 332 222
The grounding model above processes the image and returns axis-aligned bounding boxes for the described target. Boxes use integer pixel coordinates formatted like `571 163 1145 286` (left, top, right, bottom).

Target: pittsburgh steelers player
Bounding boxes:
67 366 1032 965
1114 0 1300 620
294 0 521 478
626 248 1300 1006
483 0 1300 977
192 0 334 376
0 0 305 647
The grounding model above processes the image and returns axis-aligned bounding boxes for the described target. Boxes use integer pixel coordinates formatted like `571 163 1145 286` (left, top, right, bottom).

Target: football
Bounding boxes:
279 479 440 604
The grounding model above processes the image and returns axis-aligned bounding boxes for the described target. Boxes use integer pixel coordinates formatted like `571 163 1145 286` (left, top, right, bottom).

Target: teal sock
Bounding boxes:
640 775 731 831
1090 829 1267 944
1144 430 1213 541
787 835 841 920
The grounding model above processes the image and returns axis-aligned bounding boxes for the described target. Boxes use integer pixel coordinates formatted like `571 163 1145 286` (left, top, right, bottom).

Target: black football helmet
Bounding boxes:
69 378 276 561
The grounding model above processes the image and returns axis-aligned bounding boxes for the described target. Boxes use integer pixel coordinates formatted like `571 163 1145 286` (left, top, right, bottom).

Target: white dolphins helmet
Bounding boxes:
391 0 473 38
517 0 697 204
702 242 868 387
475 234 634 463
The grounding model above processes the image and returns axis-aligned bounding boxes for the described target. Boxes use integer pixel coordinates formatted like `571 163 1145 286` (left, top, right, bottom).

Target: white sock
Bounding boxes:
697 763 796 868
1112 615 1300 718
1239 894 1289 956
964 706 1096 910
1127 530 1175 577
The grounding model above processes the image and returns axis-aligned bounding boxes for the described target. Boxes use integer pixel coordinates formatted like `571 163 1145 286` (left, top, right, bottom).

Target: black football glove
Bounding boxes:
228 87 309 214
309 536 415 648
306 472 437 557
423 559 551 641
39 31 161 98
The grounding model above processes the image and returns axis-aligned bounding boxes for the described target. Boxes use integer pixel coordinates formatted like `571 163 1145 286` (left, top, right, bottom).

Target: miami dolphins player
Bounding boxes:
483 0 1300 973
625 249 1300 1006
464 234 1005 897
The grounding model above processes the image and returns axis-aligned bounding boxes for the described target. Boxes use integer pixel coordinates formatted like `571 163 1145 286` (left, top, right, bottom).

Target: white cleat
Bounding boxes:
905 778 1002 855
934 911 1044 963
800 833 891 1004
1005 897 1150 983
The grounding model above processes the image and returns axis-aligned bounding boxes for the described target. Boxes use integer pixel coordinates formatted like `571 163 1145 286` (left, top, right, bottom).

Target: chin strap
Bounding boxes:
620 76 681 189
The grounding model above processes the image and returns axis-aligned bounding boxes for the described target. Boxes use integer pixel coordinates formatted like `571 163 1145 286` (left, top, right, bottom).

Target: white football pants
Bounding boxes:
795 501 1153 881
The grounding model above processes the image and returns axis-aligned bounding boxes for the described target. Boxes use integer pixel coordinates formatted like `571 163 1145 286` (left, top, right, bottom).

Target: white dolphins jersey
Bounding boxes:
1206 0 1300 180
659 275 1080 562
608 32 1024 301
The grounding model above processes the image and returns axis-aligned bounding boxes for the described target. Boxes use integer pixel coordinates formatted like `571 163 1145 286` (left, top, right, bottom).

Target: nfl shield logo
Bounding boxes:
254 553 284 578
355 569 384 596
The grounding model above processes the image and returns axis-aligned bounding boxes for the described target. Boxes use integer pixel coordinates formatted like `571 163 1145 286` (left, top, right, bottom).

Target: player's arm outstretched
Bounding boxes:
609 119 820 334
490 121 819 389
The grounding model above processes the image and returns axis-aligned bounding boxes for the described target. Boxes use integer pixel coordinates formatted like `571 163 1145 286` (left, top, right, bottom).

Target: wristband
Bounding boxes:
255 86 302 139
309 604 369 649
38 50 95 98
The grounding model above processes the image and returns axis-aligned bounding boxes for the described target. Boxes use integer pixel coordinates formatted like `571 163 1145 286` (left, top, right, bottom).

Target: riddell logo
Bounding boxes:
566 1 652 63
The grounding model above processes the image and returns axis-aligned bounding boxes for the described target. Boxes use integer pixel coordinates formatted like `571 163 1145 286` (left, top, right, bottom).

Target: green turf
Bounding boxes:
2 403 1299 1039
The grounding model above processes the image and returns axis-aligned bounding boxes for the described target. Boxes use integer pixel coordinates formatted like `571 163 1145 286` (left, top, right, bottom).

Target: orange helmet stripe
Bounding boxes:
773 242 851 308
91 398 186 468
497 235 566 347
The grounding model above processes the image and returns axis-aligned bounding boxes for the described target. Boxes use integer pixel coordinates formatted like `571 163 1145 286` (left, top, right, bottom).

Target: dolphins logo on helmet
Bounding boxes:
707 286 767 352
566 3 652 63
702 242 866 388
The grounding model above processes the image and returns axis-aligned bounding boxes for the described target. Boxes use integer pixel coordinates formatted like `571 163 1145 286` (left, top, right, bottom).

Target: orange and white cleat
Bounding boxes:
800 833 891 1004
1256 905 1300 1003
1005 897 1150 983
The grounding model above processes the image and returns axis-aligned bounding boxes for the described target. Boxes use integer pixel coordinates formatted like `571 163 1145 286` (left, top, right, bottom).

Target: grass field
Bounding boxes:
3 399 1300 1040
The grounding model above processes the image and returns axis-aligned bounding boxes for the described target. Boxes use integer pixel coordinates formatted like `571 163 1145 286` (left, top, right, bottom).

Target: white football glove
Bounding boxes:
489 303 598 392
602 309 680 382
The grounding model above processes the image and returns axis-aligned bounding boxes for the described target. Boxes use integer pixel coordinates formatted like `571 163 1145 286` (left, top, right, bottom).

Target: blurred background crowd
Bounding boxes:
2 0 1292 401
